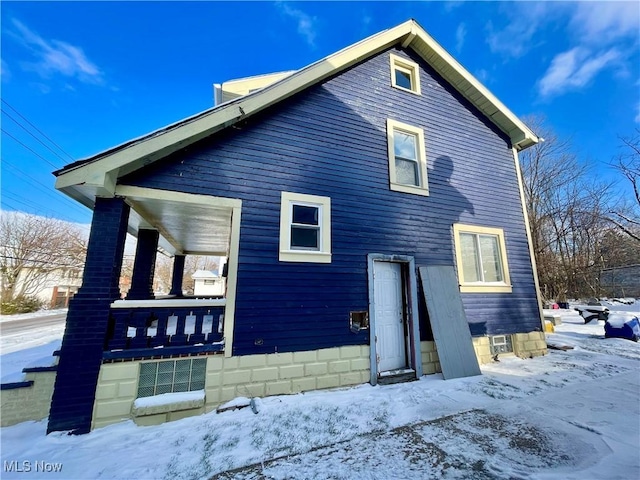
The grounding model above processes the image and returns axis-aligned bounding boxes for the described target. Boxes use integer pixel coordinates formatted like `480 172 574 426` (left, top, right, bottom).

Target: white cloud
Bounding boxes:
570 2 640 46
443 1 464 14
475 69 489 84
486 3 556 58
1 59 10 81
10 18 104 85
455 23 466 53
518 2 639 101
538 47 622 98
276 2 318 47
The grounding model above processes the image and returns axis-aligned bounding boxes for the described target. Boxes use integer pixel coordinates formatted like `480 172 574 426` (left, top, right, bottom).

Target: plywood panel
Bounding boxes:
418 266 481 380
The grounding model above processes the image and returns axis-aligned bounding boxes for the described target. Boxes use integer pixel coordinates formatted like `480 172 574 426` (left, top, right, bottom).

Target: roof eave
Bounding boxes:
54 19 538 196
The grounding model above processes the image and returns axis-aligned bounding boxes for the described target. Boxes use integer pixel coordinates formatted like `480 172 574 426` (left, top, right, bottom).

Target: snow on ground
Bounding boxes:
1 308 639 479
0 309 68 324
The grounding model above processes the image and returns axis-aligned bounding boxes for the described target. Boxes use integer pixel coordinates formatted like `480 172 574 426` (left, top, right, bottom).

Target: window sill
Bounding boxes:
391 84 421 96
279 250 332 263
132 390 205 417
460 284 513 294
390 183 430 197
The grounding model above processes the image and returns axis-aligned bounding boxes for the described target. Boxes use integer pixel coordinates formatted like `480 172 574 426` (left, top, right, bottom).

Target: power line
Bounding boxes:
1 109 67 168
2 128 61 170
0 255 83 269
1 191 77 219
1 99 75 163
2 159 90 216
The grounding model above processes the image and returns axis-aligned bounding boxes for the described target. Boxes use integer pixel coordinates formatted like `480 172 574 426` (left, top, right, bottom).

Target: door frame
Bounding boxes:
367 254 423 385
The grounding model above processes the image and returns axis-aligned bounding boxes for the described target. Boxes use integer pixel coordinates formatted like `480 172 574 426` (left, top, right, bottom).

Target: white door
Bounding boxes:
374 261 406 372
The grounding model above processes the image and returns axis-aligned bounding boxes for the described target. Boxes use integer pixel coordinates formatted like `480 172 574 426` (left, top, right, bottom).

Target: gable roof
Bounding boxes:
54 19 538 208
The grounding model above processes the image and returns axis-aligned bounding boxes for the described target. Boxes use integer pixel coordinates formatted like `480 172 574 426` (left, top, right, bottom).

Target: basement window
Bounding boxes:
137 358 206 398
489 335 513 355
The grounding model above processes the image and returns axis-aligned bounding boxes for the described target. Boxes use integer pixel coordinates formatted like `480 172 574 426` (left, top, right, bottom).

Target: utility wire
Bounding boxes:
2 128 61 170
0 255 83 269
2 159 89 215
1 109 67 168
1 191 83 220
1 99 75 162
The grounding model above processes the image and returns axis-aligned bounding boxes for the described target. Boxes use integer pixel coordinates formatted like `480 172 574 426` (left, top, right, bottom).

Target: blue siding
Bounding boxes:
120 47 540 355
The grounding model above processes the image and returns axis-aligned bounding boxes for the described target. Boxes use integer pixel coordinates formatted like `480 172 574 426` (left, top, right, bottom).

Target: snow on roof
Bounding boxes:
191 269 219 279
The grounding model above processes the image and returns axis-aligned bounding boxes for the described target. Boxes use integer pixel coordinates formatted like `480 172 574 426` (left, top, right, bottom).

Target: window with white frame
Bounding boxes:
386 119 429 196
389 53 421 95
453 224 512 293
279 192 331 263
489 335 513 355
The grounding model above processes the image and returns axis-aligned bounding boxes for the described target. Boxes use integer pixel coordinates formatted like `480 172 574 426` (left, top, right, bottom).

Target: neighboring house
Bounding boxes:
46 20 545 434
12 266 82 308
192 269 225 297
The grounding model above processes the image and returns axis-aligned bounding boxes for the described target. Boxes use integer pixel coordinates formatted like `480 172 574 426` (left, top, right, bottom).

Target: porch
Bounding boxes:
105 297 226 360
47 184 242 433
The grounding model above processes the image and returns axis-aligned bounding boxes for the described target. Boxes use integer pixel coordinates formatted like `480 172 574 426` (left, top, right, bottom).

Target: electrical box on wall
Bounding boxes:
350 311 369 333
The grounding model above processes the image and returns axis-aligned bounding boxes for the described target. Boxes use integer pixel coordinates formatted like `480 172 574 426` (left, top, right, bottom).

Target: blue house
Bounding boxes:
48 20 545 434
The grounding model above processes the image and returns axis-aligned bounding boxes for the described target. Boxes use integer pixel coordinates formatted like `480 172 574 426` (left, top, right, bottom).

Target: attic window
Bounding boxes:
390 53 421 95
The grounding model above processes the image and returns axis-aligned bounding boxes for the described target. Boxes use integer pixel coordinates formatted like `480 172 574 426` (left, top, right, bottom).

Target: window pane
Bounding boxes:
291 226 319 249
158 361 174 373
393 130 417 161
292 205 318 225
395 68 412 90
460 233 481 282
479 235 503 282
395 158 419 186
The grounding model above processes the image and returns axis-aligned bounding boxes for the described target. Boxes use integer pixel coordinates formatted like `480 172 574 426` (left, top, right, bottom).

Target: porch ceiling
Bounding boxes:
126 195 232 256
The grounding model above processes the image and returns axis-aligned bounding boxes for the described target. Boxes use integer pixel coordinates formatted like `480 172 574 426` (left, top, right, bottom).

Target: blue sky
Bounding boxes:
2 1 639 225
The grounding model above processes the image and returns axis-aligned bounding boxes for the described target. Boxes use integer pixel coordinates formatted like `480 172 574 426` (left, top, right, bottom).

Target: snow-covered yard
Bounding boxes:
1 306 638 479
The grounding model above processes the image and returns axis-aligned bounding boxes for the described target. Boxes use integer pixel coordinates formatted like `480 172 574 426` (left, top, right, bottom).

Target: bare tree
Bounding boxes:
608 129 640 242
0 211 87 302
520 116 612 300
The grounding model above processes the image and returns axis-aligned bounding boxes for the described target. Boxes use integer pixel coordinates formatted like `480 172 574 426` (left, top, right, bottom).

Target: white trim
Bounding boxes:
223 206 242 357
453 223 512 293
54 20 539 210
111 298 226 309
115 185 242 209
511 147 546 331
386 119 429 196
279 192 331 263
367 254 422 385
389 53 421 95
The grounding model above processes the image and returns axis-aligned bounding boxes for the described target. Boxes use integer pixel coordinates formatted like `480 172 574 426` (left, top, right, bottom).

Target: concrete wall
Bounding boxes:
90 330 545 430
0 371 56 427
92 345 373 429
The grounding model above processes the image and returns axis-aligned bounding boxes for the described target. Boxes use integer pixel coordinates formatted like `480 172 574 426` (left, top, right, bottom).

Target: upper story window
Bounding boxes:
453 224 512 293
279 192 331 263
386 119 429 196
390 53 421 95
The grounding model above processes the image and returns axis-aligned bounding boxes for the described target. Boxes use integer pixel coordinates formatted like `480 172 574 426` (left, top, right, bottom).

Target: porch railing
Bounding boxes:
105 298 226 360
